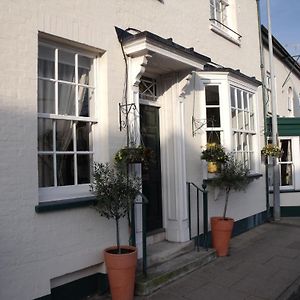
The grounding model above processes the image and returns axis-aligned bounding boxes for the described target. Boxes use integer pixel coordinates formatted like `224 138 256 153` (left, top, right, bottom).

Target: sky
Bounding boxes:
260 0 300 57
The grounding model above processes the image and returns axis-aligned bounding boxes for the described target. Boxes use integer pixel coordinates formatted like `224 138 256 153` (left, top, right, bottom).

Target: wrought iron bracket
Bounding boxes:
119 103 138 131
192 116 207 137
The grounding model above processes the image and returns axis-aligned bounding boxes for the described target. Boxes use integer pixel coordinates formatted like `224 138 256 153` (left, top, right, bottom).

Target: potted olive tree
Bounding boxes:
208 156 254 256
91 162 141 300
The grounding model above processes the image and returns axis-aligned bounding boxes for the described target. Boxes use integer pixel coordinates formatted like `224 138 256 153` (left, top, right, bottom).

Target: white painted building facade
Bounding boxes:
0 1 271 299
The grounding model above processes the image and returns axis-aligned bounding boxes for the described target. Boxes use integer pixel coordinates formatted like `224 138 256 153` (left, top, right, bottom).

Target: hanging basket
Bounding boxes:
114 145 155 169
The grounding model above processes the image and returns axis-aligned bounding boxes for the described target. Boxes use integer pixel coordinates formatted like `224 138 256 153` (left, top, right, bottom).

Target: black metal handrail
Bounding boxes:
130 192 148 276
186 182 208 251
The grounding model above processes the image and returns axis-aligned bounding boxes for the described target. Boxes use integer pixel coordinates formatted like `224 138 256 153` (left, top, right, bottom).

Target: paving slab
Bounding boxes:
88 218 300 300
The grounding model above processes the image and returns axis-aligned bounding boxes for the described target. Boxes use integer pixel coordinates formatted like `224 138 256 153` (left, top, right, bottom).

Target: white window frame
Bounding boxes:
38 39 99 202
198 73 259 173
209 0 241 45
230 85 256 170
268 137 300 191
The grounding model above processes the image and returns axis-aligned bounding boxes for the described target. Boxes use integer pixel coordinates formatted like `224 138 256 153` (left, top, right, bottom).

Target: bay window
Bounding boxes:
200 72 259 173
38 39 97 201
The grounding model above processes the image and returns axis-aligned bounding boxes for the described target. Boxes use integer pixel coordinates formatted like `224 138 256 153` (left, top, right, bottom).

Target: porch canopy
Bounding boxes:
115 27 211 75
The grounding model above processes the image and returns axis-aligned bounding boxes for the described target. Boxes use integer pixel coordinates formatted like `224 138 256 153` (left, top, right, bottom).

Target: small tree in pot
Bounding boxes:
91 162 141 300
208 156 254 256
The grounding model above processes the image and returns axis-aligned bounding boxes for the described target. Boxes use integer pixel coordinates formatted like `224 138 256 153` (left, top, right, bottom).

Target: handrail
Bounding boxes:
130 192 148 276
186 182 208 251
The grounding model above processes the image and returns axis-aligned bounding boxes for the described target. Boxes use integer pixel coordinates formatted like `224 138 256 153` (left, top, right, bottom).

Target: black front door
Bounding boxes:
140 104 163 232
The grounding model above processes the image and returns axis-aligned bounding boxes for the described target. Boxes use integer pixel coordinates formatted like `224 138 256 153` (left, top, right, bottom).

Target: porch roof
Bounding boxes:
115 27 261 83
115 26 211 74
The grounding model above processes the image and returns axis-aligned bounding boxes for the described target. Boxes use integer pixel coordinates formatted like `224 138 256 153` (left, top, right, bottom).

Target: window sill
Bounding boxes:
204 172 263 184
270 189 300 194
35 196 96 213
210 22 241 46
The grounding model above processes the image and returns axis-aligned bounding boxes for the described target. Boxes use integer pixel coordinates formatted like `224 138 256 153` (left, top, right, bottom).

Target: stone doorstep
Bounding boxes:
135 248 217 296
143 240 195 268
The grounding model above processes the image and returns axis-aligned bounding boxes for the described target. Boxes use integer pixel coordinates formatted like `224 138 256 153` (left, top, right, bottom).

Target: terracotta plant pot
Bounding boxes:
207 161 219 173
104 245 137 300
211 217 234 256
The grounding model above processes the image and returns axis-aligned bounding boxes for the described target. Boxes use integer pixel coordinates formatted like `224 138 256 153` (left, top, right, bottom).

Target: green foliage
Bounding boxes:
261 144 282 158
91 163 141 221
201 143 228 163
210 156 253 192
208 156 254 219
114 145 155 170
91 163 141 251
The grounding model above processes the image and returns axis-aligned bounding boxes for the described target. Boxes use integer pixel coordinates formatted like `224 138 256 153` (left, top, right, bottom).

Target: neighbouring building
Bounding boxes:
1 1 292 299
261 26 300 215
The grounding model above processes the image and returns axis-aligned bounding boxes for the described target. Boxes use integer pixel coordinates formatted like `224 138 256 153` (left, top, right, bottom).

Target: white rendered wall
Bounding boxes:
0 1 264 299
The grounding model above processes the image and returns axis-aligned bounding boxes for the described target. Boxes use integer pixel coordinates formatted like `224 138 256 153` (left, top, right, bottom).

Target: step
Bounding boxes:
147 229 166 246
135 248 216 296
146 240 194 268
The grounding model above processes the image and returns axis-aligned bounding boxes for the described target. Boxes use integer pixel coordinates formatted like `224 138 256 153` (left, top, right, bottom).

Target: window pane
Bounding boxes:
78 87 94 117
244 111 250 130
77 122 91 151
232 132 237 151
281 140 292 162
281 164 293 186
58 50 75 82
38 45 55 79
38 118 53 151
38 155 54 187
56 120 73 151
230 87 236 107
78 55 92 85
58 83 75 115
205 86 219 105
237 133 242 151
57 155 74 186
38 79 55 114
77 154 91 184
249 94 254 112
243 92 248 110
231 109 237 129
206 108 220 127
237 90 242 109
238 110 243 130
206 131 220 144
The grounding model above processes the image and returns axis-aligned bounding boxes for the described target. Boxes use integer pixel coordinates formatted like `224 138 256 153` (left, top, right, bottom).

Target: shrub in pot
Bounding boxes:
91 162 141 300
208 156 254 256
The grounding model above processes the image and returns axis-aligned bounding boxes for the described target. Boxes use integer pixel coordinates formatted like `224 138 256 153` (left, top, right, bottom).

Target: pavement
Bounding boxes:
89 218 300 300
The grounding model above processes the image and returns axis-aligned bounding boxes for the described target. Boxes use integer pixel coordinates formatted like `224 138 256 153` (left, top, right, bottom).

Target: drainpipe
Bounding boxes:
256 0 271 221
266 0 281 221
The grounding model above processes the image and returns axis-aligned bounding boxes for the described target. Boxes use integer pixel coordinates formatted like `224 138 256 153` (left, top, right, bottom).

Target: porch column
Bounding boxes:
161 73 193 242
127 55 150 259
